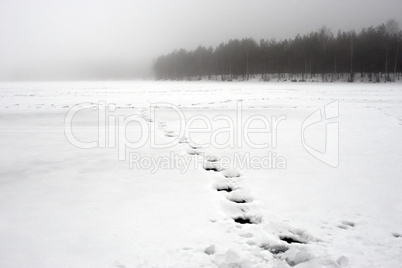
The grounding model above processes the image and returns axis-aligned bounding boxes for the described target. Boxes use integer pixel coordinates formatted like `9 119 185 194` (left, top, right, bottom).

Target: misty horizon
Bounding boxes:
1 0 402 81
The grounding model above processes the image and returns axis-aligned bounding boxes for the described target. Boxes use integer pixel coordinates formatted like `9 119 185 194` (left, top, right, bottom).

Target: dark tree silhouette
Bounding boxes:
154 21 402 82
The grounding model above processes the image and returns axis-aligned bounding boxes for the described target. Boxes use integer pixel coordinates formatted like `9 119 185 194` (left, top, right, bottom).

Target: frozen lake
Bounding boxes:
0 81 401 267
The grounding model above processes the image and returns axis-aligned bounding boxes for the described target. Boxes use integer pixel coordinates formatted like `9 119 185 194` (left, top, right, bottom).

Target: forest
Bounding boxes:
154 20 401 82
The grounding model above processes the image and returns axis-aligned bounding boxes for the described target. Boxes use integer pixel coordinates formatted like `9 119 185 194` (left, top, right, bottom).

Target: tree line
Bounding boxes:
154 20 401 82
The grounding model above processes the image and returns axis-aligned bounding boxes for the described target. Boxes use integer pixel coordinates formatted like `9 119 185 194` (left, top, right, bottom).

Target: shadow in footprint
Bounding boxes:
279 235 306 244
338 220 355 229
234 217 253 224
164 130 175 137
227 196 249 204
216 186 234 192
186 148 201 155
204 166 221 172
342 221 355 227
203 162 223 172
205 155 219 162
233 216 260 224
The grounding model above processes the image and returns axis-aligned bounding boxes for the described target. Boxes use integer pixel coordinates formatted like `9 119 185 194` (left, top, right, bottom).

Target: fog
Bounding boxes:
1 0 401 81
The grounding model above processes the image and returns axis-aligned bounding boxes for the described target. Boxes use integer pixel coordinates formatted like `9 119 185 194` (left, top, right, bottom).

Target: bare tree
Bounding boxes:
386 19 399 35
385 19 400 81
349 31 355 82
318 25 333 54
384 19 400 81
395 35 400 81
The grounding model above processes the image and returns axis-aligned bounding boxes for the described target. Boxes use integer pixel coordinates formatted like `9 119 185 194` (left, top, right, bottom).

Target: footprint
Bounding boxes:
341 220 355 227
157 122 166 129
204 166 221 172
216 185 234 192
233 217 254 224
227 197 248 204
338 220 355 229
260 243 289 254
189 144 202 149
233 215 261 224
203 162 223 172
204 154 219 162
279 234 307 244
227 192 252 204
279 230 312 244
221 169 241 178
164 130 175 137
204 245 215 255
186 148 201 155
215 180 237 192
392 232 401 238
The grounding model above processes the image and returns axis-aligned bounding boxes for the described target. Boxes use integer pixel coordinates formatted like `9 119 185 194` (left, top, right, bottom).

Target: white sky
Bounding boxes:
1 0 401 80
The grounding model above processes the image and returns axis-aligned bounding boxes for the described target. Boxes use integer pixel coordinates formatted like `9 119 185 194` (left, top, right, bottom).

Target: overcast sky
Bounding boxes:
0 0 401 80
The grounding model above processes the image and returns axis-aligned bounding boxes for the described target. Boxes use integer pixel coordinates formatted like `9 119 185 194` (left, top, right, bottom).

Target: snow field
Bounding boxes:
0 81 402 267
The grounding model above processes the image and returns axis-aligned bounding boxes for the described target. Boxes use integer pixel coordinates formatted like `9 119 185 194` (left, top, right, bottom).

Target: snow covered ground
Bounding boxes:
0 81 401 267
